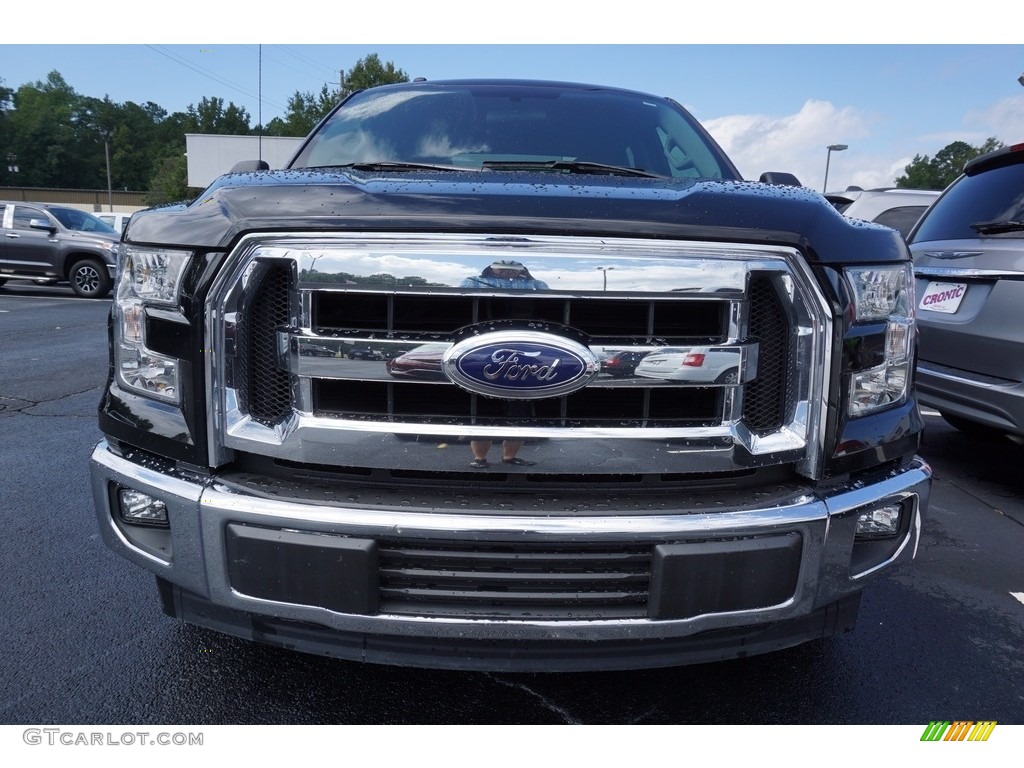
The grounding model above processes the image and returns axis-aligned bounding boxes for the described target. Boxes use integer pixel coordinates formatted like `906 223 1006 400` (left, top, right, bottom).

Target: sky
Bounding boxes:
2 9 1023 193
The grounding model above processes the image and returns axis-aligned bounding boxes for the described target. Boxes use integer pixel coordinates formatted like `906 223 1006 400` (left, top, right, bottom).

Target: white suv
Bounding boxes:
826 187 940 238
96 212 134 234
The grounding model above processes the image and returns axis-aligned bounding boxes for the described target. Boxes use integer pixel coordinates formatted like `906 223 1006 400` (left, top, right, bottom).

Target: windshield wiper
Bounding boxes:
481 160 661 178
970 220 1024 235
307 161 479 173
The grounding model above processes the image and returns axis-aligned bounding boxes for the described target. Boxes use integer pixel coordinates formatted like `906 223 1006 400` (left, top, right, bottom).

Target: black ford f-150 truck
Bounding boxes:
90 79 931 671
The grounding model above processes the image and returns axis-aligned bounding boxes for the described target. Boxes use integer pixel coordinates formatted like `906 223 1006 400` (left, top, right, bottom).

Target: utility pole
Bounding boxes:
103 132 113 212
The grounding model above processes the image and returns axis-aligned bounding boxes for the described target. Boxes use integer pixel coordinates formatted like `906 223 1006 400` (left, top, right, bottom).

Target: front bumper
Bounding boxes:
90 440 931 671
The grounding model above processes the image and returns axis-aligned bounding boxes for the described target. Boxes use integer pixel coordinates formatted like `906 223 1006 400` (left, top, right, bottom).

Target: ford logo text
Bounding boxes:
443 331 600 399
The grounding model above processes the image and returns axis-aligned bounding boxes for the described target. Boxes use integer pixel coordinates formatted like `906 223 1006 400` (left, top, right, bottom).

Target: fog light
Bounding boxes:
118 489 169 527
855 503 901 538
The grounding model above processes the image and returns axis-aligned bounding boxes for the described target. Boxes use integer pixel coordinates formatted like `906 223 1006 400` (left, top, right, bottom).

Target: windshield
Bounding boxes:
49 207 117 234
290 82 739 181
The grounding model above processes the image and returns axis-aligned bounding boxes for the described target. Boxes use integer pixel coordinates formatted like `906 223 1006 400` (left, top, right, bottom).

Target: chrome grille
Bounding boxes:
212 233 831 479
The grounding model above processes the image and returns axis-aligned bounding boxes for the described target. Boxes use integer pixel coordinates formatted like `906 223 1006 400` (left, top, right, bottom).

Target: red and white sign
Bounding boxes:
918 281 967 314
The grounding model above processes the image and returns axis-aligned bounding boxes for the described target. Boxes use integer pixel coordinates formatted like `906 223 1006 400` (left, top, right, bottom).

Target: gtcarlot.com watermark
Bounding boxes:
23 728 203 747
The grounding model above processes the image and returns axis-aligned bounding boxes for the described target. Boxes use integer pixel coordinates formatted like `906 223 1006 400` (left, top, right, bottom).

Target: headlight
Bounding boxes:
121 245 191 304
845 264 915 416
845 266 909 322
114 246 192 403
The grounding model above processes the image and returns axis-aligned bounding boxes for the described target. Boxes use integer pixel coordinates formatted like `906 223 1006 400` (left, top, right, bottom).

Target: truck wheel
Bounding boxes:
69 259 113 298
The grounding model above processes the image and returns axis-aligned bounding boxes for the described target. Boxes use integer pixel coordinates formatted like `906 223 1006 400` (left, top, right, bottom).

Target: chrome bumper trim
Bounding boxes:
91 440 931 643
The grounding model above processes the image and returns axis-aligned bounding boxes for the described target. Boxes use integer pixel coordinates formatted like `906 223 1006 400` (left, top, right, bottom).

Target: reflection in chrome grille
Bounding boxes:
314 379 721 427
314 292 725 338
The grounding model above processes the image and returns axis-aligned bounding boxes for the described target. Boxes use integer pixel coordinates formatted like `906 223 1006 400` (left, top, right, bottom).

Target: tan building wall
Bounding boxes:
0 186 148 214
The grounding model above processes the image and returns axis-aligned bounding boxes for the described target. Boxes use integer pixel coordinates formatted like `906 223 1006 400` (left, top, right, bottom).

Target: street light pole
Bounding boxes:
596 266 615 291
102 132 113 212
823 144 848 194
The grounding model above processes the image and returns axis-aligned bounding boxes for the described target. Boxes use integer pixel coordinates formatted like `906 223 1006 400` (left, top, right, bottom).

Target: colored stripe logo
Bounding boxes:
921 721 997 741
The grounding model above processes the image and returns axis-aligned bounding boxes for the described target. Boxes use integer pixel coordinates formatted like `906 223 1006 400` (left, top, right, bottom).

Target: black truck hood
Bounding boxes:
126 168 907 264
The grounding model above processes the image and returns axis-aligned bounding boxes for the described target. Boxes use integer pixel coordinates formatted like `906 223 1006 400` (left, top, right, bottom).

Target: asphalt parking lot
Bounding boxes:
1 285 1022 729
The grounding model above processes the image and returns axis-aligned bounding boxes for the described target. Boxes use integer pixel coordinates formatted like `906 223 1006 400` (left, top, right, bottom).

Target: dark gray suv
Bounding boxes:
908 143 1024 441
0 201 120 298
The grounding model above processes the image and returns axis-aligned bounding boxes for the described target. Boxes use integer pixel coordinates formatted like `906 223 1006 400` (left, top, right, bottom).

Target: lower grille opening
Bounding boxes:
378 540 653 619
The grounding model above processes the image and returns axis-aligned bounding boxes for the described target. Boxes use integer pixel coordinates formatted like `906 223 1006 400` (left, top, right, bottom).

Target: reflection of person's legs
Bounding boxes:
470 440 491 468
501 440 523 460
501 440 535 466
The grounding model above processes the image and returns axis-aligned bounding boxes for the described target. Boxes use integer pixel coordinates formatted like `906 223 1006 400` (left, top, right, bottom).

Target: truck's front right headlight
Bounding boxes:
844 263 915 416
114 246 193 403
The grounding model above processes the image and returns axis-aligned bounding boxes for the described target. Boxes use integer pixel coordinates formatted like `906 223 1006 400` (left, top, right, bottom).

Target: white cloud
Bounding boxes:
965 96 1024 145
700 94 1024 196
703 100 872 191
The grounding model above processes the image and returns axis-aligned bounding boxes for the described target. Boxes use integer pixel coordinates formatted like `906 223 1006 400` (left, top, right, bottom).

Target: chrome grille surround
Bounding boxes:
206 233 832 479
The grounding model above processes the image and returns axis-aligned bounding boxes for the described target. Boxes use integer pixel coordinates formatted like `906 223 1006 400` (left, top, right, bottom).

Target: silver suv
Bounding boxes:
827 187 940 239
0 202 120 298
908 143 1024 441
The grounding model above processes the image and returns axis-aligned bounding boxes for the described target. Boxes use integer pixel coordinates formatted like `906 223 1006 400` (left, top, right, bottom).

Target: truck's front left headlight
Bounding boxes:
114 246 192 403
845 263 915 416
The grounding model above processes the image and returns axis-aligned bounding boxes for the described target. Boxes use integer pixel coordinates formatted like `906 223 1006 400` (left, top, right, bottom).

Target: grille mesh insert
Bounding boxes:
378 540 653 619
743 277 792 433
244 262 293 426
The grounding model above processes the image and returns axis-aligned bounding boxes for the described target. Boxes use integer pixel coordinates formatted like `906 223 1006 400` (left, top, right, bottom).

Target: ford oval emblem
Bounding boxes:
442 330 600 399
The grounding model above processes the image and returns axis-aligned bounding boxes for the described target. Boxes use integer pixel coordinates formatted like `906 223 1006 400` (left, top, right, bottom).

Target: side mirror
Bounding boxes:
29 218 56 233
230 160 270 173
758 172 802 187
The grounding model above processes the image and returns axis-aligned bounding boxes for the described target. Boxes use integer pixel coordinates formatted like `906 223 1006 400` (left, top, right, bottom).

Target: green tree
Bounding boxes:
7 72 83 187
264 53 409 138
0 54 408 195
342 53 409 94
146 154 189 206
0 79 14 185
896 138 1004 190
143 97 252 203
185 96 252 135
79 95 121 191
264 84 336 137
109 101 170 191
